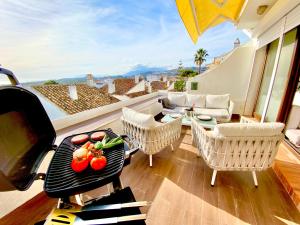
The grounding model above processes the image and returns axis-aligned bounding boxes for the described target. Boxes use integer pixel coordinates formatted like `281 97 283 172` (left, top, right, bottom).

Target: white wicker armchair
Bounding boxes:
191 118 284 186
121 108 182 167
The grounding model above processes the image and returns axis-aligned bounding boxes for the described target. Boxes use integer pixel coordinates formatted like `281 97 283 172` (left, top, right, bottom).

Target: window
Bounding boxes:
191 82 198 91
265 28 298 121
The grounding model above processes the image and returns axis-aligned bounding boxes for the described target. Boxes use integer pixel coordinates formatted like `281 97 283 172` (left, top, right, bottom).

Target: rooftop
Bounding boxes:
113 78 136 95
151 81 168 92
33 84 119 114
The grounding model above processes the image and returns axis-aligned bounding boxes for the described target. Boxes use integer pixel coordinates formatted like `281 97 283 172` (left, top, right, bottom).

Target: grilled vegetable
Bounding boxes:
94 136 123 150
73 148 88 160
101 135 110 145
71 158 89 173
102 139 123 149
94 141 103 150
90 156 107 171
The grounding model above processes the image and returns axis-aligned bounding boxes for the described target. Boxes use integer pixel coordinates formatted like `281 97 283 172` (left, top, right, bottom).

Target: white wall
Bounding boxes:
187 41 256 114
127 80 146 94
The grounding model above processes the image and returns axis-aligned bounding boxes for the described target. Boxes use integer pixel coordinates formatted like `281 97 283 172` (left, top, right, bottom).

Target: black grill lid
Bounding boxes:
44 129 125 198
0 86 56 191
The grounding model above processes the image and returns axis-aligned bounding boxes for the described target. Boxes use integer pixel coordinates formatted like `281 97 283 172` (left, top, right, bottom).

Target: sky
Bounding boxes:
0 0 249 82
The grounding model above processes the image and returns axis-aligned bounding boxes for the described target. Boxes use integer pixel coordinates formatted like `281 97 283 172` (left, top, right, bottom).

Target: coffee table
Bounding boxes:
161 114 217 130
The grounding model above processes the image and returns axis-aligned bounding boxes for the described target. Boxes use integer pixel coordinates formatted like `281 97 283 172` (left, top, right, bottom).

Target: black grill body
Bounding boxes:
44 129 126 198
0 86 56 191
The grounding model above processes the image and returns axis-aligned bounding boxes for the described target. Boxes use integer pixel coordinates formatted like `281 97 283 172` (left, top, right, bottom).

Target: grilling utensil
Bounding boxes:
45 210 146 225
45 201 149 224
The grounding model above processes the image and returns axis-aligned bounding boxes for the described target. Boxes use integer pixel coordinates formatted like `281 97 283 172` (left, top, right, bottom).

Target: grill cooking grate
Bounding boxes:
44 129 125 198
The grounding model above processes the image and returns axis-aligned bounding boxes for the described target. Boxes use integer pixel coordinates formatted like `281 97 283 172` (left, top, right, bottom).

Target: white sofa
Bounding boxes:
161 92 234 122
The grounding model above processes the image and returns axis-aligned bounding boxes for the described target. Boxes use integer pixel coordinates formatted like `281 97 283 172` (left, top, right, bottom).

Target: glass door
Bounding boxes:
254 39 279 119
265 28 298 121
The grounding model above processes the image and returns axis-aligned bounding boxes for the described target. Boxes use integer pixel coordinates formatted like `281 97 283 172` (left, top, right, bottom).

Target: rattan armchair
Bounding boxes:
121 116 182 167
191 118 284 186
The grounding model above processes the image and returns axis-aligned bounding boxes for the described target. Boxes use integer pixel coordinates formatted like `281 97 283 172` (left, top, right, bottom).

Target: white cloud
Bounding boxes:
0 0 249 82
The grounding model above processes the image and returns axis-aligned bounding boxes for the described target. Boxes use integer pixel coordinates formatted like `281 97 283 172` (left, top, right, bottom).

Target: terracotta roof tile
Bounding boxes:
151 81 167 92
126 91 149 98
114 78 135 95
33 84 119 114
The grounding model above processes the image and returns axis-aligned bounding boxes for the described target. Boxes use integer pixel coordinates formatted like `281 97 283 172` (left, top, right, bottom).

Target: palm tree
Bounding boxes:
194 48 208 74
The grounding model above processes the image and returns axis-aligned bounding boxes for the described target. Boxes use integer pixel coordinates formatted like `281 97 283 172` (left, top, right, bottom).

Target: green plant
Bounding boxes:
194 48 208 74
178 69 197 78
174 80 186 92
44 80 58 85
191 82 198 90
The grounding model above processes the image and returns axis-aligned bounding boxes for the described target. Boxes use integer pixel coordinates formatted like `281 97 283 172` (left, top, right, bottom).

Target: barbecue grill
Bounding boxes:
0 67 146 225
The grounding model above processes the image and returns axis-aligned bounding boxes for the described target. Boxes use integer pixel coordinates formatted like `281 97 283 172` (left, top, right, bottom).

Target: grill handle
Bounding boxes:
0 67 20 86
121 134 139 167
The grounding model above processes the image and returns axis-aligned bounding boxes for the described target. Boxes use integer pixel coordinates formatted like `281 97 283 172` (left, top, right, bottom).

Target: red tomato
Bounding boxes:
90 156 107 171
71 158 89 173
87 151 94 162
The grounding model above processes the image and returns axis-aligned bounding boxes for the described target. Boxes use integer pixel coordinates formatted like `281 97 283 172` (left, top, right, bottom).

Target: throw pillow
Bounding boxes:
168 92 186 106
206 94 230 109
162 98 176 109
186 94 205 108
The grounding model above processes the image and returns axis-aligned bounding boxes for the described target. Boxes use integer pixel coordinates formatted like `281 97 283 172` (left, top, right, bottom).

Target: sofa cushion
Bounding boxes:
206 94 229 109
194 108 229 120
286 129 300 147
122 107 156 128
168 92 186 107
186 94 206 108
213 122 284 137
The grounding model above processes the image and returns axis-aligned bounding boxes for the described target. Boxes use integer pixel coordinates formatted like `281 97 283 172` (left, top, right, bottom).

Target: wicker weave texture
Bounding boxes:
122 117 182 155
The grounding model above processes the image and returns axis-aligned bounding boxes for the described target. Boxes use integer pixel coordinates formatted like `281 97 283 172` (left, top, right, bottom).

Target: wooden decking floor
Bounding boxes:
1 128 300 225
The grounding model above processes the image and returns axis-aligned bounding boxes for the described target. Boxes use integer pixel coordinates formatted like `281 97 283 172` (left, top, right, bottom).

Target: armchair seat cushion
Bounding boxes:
213 122 285 137
286 129 300 147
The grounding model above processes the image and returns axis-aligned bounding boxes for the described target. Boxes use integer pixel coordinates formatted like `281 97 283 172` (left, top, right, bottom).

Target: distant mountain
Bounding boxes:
123 64 167 76
22 65 205 86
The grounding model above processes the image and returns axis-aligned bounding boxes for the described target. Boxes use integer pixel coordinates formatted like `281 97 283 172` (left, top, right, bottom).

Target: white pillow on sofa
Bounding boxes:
122 107 156 128
206 94 229 109
168 92 186 107
186 94 205 107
